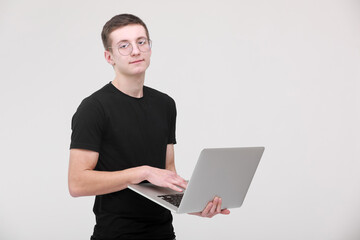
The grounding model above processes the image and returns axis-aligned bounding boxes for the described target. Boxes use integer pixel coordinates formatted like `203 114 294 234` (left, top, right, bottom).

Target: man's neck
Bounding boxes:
112 73 145 98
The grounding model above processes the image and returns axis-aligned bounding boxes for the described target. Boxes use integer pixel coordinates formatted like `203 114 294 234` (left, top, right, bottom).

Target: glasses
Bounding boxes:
109 38 152 56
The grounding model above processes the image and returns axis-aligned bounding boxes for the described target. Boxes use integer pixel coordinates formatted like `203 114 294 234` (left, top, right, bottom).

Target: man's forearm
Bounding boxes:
166 161 177 173
69 166 148 197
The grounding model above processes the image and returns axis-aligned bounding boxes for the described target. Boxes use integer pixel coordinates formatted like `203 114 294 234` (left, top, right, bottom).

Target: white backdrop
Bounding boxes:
0 0 359 239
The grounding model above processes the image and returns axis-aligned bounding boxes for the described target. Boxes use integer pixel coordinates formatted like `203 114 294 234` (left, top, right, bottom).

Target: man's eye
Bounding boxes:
119 43 129 49
138 39 146 45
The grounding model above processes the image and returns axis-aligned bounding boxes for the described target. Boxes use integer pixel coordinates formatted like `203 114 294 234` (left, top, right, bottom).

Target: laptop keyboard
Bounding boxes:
158 193 184 207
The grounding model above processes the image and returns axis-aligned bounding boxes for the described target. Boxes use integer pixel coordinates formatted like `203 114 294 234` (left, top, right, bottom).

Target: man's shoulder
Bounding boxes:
77 83 113 110
144 86 175 104
84 83 115 102
89 83 114 99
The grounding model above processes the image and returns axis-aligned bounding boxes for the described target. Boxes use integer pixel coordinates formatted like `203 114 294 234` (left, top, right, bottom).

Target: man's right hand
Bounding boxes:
144 166 188 192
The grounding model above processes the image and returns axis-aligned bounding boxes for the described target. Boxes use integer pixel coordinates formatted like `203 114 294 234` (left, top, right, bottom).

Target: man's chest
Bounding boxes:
104 101 170 145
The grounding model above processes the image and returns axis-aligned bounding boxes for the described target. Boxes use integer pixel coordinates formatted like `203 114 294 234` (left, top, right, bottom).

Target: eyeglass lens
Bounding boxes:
117 38 151 56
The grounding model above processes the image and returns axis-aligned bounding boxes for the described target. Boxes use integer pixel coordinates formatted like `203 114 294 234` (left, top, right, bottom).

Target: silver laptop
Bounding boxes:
128 147 264 214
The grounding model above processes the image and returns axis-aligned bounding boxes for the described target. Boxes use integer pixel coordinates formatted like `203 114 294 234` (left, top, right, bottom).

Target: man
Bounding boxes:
68 13 230 240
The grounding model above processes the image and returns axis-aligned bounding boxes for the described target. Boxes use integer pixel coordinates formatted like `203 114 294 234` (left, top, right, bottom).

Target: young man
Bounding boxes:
68 14 229 240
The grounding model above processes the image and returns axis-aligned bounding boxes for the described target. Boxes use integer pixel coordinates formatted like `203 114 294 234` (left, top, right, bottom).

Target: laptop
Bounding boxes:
128 147 264 214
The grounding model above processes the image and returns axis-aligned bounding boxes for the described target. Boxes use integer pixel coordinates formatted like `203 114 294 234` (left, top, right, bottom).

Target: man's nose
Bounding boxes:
130 43 141 56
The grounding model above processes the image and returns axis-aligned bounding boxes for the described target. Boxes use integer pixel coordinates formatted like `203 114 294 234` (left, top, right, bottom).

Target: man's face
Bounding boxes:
106 24 151 76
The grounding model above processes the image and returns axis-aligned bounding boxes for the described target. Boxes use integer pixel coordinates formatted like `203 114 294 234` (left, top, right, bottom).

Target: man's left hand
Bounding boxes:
188 196 231 218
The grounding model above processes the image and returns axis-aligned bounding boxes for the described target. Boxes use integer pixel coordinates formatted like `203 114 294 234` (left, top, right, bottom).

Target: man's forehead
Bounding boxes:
110 24 147 43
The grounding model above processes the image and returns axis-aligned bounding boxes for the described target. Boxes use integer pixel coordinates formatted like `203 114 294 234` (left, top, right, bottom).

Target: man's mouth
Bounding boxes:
129 59 144 64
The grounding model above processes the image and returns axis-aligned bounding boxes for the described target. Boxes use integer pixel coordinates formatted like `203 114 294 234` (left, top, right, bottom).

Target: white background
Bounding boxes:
0 0 359 239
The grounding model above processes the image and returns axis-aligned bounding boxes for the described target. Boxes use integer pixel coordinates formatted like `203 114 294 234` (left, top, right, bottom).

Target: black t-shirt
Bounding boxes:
70 83 177 240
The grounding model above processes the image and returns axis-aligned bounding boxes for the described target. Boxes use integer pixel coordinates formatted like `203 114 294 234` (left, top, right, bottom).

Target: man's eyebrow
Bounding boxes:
116 36 147 45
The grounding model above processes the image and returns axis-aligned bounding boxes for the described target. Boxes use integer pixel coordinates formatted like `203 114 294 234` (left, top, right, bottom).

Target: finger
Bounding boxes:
180 178 188 189
201 202 213 217
216 198 222 213
172 178 188 190
163 173 185 191
167 183 184 192
221 209 230 215
209 197 218 215
174 174 188 188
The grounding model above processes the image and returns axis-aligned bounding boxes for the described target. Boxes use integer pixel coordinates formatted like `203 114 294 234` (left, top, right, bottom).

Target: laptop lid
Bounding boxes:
177 147 264 213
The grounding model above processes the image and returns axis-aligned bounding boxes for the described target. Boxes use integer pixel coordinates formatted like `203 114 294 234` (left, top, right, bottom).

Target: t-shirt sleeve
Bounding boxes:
167 97 177 144
70 97 105 152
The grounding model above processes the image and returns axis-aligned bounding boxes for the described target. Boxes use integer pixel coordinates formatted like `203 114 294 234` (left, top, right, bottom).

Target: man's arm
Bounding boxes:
68 148 187 197
165 144 177 173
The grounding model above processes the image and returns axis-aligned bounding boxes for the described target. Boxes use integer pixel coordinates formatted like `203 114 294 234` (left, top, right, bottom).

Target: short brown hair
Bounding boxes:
101 13 150 51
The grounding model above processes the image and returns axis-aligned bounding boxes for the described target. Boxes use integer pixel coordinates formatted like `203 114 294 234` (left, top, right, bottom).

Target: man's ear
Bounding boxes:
104 50 115 66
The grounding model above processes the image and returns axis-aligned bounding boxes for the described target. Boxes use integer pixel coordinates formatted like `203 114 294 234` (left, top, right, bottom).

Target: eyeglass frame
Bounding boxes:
107 38 152 56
